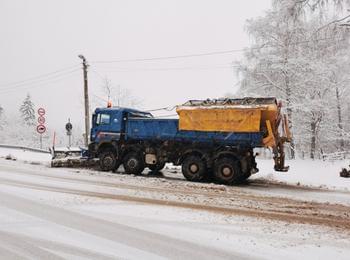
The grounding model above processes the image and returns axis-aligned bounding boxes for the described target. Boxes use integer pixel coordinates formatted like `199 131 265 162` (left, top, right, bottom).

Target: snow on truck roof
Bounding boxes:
177 97 278 110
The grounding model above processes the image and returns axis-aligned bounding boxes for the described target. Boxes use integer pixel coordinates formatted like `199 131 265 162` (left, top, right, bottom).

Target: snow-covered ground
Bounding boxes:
0 146 51 164
0 147 349 259
253 158 350 191
1 183 349 260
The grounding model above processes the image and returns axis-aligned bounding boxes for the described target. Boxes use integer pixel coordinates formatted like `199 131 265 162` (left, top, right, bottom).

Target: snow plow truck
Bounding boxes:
52 97 292 185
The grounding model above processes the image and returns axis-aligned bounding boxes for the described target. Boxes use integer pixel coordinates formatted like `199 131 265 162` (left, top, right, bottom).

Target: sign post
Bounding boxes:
37 108 46 149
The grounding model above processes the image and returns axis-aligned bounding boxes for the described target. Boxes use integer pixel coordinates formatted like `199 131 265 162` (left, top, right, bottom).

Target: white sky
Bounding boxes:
0 0 271 134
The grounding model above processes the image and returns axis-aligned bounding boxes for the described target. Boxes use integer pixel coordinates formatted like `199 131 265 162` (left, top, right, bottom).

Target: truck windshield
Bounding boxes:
96 113 111 125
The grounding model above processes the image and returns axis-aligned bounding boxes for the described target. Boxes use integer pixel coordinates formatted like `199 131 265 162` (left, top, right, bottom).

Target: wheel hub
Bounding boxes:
103 156 113 168
222 166 232 177
128 158 138 169
190 164 199 173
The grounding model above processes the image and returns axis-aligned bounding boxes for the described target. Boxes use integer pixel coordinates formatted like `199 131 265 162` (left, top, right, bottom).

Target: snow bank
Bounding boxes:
0 147 51 164
254 159 350 191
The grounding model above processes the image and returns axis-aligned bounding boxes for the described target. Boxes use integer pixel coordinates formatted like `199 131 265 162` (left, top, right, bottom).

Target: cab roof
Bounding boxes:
94 107 153 117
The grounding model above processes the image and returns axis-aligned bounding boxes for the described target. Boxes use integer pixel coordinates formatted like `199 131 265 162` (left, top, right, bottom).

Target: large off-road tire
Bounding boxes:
123 152 145 175
182 155 207 182
214 157 242 185
99 150 117 172
148 162 166 172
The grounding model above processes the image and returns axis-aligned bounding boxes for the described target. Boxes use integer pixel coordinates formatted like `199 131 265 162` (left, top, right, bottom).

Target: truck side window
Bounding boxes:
96 113 111 125
100 114 110 125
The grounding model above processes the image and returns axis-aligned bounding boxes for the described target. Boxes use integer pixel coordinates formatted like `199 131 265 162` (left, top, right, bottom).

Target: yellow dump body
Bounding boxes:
176 98 279 134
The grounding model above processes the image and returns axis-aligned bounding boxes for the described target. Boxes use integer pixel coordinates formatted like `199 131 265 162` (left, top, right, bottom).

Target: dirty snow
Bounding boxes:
0 166 349 260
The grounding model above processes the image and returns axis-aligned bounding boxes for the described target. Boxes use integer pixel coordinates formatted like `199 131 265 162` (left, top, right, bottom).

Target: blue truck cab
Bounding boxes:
90 107 153 144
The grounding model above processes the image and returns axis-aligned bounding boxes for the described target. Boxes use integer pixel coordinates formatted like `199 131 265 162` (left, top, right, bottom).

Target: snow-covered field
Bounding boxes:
0 146 51 164
0 147 349 259
253 158 350 191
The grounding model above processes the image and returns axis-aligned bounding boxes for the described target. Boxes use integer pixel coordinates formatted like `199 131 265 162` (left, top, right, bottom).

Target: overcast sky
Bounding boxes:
0 0 271 135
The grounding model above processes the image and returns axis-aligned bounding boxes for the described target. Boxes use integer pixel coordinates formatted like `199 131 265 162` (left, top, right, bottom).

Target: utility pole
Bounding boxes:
78 55 90 147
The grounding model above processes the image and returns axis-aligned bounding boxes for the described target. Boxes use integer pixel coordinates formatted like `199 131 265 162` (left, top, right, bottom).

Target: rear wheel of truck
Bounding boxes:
99 150 117 171
123 152 145 175
214 157 242 185
182 155 207 182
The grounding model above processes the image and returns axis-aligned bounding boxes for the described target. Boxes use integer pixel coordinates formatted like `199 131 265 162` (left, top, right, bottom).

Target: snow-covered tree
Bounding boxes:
20 93 35 126
236 0 350 159
101 77 142 108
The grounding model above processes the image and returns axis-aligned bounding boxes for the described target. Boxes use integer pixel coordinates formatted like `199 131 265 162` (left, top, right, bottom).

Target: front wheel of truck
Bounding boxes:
123 152 145 175
99 150 117 171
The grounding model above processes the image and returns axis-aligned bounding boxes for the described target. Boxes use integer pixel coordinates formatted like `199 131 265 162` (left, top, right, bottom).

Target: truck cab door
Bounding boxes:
91 111 121 143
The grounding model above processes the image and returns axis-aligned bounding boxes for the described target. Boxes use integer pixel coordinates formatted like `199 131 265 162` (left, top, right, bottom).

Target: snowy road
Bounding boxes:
0 159 350 259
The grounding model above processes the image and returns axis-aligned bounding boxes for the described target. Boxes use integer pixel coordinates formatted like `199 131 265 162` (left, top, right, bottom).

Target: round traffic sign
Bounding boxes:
36 124 46 134
65 122 73 131
38 108 46 116
38 116 45 124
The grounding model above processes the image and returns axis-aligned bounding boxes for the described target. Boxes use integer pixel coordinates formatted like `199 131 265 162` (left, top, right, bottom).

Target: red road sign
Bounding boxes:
38 116 45 124
37 124 46 134
37 108 45 116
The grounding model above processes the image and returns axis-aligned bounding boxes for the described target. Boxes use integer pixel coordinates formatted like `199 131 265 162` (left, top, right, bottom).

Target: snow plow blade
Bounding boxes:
50 147 98 168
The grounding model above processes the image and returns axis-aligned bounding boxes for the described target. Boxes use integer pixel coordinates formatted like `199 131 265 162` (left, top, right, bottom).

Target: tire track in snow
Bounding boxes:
0 175 349 231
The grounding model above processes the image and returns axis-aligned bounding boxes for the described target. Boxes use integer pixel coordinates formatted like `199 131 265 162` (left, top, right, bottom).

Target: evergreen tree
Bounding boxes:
20 94 35 126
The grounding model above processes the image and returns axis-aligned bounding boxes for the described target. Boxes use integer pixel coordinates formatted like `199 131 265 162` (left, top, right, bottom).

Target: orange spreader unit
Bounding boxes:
176 98 279 134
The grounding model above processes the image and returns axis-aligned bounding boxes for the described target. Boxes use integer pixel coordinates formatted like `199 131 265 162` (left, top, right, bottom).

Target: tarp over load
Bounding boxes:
176 97 279 133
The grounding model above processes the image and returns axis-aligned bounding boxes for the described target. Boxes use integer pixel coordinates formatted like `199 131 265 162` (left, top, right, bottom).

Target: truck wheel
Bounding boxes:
123 152 145 175
182 155 207 182
214 157 242 185
99 150 117 171
149 162 165 172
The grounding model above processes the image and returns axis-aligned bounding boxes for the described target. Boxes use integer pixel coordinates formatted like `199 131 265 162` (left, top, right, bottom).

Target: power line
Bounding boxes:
90 36 347 64
0 64 80 88
91 50 244 64
1 35 345 90
0 69 80 94
91 65 236 73
0 68 80 92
